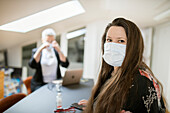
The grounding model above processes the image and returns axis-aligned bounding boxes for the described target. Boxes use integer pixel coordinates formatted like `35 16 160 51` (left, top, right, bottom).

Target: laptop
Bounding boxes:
62 69 83 86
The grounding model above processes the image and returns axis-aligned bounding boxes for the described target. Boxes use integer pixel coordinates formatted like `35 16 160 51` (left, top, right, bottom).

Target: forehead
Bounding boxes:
107 26 127 39
44 35 54 39
42 35 55 42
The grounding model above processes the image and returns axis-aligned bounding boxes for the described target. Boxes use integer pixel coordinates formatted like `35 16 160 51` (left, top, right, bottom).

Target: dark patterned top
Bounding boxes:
123 69 166 113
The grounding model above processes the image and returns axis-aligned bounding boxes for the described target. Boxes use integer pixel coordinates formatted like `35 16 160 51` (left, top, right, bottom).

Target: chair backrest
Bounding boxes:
23 76 33 94
0 93 26 113
0 71 4 99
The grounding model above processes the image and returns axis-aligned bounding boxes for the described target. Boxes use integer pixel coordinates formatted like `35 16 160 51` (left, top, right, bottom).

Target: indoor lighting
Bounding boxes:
0 0 85 33
67 28 86 39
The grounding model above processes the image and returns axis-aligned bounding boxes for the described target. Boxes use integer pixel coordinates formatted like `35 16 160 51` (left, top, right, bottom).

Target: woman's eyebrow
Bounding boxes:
107 36 112 38
107 36 126 40
116 37 126 39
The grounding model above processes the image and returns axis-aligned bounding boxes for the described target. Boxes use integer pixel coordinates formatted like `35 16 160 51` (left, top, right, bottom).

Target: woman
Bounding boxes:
29 28 69 92
78 18 166 113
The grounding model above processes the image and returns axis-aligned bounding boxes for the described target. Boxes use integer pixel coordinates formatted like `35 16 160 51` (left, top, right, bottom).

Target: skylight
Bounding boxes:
0 0 85 33
67 28 86 39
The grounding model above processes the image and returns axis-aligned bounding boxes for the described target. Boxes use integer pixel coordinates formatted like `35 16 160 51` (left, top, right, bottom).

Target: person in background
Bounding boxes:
78 18 166 113
29 28 69 92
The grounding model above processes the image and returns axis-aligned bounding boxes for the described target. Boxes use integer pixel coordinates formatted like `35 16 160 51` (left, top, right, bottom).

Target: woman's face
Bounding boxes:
42 35 55 43
106 26 127 45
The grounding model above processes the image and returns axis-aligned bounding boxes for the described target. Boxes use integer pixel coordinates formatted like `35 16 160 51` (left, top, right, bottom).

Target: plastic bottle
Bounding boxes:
56 92 62 109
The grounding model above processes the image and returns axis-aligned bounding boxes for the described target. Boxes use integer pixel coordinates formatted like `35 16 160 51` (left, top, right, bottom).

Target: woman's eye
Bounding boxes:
106 39 112 42
118 40 125 43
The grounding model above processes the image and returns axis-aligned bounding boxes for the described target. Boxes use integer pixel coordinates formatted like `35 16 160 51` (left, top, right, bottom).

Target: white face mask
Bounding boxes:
48 44 53 50
44 42 53 51
102 42 126 67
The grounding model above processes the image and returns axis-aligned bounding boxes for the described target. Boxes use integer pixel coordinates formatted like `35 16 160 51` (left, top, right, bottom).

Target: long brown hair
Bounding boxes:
85 18 164 113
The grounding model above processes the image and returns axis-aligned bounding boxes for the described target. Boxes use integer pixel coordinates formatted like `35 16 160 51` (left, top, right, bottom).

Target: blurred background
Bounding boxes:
0 0 170 109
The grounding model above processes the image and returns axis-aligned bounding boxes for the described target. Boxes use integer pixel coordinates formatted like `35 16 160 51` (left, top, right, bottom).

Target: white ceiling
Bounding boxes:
0 0 170 50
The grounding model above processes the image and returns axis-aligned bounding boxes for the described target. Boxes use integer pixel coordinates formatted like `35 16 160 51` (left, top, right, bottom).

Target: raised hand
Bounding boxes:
52 40 61 52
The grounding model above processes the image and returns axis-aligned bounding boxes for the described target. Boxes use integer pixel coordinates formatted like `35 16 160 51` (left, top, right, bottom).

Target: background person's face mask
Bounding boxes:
102 42 126 67
48 44 53 50
44 42 53 51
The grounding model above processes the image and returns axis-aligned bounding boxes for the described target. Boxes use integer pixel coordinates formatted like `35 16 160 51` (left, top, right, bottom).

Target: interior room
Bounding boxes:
0 0 170 112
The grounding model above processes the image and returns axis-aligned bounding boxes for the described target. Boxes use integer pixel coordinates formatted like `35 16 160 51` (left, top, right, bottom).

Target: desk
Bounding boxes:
4 79 94 113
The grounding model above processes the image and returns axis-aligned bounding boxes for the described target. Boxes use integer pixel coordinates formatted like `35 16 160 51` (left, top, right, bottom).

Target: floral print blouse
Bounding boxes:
122 69 166 113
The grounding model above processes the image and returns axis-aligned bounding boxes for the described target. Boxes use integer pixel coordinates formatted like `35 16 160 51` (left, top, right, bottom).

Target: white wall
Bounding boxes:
151 21 170 108
7 46 22 67
59 32 68 77
141 28 153 67
83 20 109 82
60 32 68 57
7 39 39 67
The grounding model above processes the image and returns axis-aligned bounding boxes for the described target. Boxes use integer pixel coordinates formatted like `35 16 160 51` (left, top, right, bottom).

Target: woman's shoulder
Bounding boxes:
138 69 157 83
135 69 158 87
124 69 161 112
136 69 156 82
134 69 161 99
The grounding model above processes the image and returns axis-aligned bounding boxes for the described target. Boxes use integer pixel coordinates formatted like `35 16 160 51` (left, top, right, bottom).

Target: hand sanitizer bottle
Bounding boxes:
56 92 62 109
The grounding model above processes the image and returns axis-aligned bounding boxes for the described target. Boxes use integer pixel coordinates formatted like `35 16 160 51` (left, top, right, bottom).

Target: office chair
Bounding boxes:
23 76 32 95
0 93 26 113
